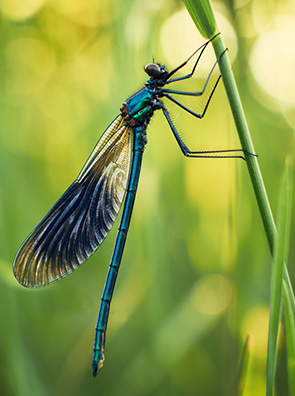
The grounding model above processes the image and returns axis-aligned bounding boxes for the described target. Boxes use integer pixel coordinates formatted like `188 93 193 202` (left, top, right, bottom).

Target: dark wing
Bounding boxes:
13 115 133 288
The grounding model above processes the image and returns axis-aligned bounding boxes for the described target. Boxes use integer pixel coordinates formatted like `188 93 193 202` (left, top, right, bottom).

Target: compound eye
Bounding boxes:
144 63 162 77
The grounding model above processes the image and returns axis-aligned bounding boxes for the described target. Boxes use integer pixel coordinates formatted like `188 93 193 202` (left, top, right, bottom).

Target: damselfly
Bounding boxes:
13 34 254 376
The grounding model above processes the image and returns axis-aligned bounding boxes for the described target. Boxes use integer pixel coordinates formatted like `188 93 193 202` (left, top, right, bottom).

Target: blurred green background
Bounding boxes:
0 0 294 395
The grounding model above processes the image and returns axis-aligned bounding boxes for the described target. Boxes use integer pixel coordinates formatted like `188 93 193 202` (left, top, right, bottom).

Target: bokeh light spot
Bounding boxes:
5 35 56 97
192 274 232 315
160 8 238 70
0 0 45 21
50 0 110 27
249 17 295 107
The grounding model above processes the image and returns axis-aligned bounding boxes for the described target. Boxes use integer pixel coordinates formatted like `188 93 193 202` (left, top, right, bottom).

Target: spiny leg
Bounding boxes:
166 32 220 82
160 104 256 159
162 75 222 119
166 41 210 83
162 49 227 97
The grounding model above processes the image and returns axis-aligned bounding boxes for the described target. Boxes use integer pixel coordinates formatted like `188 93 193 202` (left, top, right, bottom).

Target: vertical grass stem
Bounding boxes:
210 35 295 314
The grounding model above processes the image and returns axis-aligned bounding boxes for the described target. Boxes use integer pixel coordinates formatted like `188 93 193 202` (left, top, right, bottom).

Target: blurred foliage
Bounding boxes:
0 0 294 395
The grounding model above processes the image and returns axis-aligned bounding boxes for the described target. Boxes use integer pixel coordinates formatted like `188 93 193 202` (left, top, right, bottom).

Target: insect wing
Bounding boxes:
13 115 133 288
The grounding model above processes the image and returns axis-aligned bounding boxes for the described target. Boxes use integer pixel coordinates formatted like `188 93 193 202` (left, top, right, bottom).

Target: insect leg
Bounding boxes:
166 32 220 82
160 104 255 159
162 75 222 118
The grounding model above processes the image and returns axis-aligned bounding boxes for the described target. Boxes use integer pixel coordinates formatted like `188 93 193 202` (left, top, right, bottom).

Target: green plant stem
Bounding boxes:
266 159 292 396
211 35 295 313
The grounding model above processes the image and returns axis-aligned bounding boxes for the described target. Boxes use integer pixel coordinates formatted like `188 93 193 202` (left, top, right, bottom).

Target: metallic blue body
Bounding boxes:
13 36 249 377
